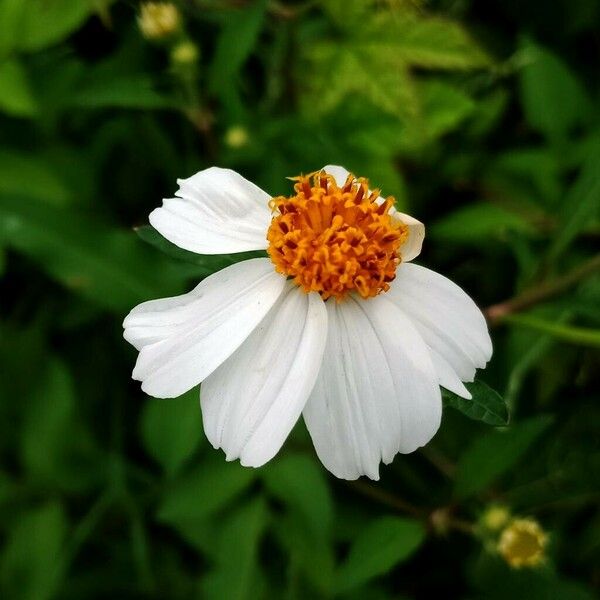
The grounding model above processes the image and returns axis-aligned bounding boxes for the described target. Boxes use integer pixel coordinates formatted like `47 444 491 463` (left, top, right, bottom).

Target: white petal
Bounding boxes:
429 348 472 399
201 285 327 468
387 263 492 387
303 295 442 481
124 258 286 398
394 212 425 262
149 167 272 254
322 164 351 186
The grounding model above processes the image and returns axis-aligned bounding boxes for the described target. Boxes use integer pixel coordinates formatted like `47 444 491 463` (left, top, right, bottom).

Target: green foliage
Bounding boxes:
0 502 67 600
139 390 204 476
443 380 509 426
430 203 535 245
0 0 104 54
208 0 268 110
201 497 268 600
519 40 593 141
546 135 600 262
0 150 72 206
20 359 99 491
0 0 599 598
157 455 257 526
335 516 425 592
261 452 333 541
0 59 38 117
69 74 172 110
454 416 553 499
303 3 490 121
136 224 265 277
0 195 189 312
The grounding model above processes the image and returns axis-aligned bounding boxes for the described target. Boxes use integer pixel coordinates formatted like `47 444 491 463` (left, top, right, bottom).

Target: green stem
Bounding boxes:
346 480 424 517
485 253 600 324
502 313 600 348
346 481 476 536
54 490 114 584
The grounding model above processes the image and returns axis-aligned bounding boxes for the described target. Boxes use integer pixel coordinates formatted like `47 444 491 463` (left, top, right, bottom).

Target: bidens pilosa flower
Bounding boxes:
123 166 492 479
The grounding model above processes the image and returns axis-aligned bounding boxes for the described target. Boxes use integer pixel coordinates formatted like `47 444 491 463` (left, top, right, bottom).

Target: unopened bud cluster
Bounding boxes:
138 2 180 40
479 506 548 569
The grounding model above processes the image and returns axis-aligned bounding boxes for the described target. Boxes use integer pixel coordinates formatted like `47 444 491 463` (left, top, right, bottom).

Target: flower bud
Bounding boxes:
481 505 510 532
171 41 199 65
224 126 249 149
138 2 180 40
498 518 548 568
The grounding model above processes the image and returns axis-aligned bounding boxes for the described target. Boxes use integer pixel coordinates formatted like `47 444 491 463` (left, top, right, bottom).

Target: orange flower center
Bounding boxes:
267 171 407 301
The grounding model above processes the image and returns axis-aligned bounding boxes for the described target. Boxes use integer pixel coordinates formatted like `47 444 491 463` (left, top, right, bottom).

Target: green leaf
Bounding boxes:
335 516 425 593
0 149 72 207
454 415 553 499
374 15 491 70
139 389 203 476
261 452 333 542
0 59 38 117
157 455 257 525
303 10 490 121
68 74 172 110
208 0 268 99
0 0 24 58
20 359 99 491
471 551 597 600
430 203 535 244
202 498 268 600
304 41 420 121
443 380 509 426
261 453 335 594
136 225 266 276
0 195 188 312
0 502 67 600
546 135 600 262
519 41 593 140
398 80 476 149
420 80 476 138
18 0 101 53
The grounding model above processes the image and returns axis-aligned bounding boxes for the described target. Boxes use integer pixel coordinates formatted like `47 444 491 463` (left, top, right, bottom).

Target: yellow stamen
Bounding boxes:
267 171 407 301
498 518 548 568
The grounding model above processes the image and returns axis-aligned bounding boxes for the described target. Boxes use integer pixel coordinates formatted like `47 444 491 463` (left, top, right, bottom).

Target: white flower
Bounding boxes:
123 166 492 480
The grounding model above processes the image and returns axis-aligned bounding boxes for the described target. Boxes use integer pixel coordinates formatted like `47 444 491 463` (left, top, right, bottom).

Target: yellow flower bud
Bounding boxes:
481 505 510 532
171 41 199 65
138 2 180 40
224 126 249 149
498 518 548 568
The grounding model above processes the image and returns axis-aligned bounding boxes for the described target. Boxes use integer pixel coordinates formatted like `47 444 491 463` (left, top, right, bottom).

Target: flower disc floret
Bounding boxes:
267 171 407 300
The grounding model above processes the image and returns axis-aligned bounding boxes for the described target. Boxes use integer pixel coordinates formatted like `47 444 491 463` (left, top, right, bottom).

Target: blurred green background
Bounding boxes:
0 0 599 598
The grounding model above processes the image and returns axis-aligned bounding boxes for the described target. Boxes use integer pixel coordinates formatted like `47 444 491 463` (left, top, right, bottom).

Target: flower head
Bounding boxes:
171 41 199 65
224 126 249 148
481 505 511 532
138 2 180 40
267 172 406 300
124 166 492 479
498 518 548 568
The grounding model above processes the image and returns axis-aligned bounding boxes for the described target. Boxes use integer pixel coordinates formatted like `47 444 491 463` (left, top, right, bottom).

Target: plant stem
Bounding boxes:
346 481 476 535
501 314 600 348
346 480 425 517
485 253 600 324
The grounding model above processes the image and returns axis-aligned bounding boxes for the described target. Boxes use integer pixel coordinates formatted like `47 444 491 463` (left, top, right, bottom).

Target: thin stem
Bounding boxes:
54 490 114 584
346 480 425 517
420 446 456 479
501 313 600 348
346 481 477 536
485 253 600 324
